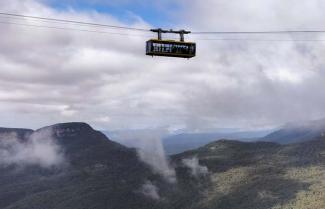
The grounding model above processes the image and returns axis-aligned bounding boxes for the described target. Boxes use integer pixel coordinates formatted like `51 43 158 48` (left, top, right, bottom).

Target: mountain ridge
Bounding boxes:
0 122 171 209
262 119 325 144
2 122 325 208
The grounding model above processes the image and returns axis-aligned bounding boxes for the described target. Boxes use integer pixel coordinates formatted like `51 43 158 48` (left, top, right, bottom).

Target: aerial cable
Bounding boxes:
0 12 150 32
3 12 325 35
2 12 325 59
190 37 325 42
0 15 104 28
0 21 152 37
2 20 325 42
191 30 325 35
2 12 325 42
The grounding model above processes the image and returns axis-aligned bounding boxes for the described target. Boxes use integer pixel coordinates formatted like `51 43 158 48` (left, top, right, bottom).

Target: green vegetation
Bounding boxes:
2 124 325 209
172 139 325 209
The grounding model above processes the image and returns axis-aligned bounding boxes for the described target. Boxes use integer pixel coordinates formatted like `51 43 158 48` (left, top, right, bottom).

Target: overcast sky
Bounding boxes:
1 0 325 131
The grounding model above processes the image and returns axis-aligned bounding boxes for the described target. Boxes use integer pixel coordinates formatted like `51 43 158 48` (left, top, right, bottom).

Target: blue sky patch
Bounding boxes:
46 0 181 28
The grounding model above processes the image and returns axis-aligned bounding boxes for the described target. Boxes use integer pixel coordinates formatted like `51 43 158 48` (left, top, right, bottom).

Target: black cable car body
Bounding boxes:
146 29 196 58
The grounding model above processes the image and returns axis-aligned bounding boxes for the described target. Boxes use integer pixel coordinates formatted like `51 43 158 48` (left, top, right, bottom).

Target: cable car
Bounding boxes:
146 29 196 58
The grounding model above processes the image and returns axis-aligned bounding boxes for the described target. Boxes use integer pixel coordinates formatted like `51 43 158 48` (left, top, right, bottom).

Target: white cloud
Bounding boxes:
182 157 208 177
0 128 65 168
140 180 160 200
0 0 325 131
111 128 176 183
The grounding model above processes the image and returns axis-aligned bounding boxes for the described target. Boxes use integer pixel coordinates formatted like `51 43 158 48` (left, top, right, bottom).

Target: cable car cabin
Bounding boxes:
146 39 196 58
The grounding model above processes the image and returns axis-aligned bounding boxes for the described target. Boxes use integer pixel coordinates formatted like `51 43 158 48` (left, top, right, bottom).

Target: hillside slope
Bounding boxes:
2 123 325 209
163 130 270 154
173 138 325 209
0 123 184 209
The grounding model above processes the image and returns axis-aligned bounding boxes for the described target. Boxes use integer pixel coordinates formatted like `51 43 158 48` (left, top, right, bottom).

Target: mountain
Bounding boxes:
172 137 325 209
104 129 271 154
0 122 186 209
163 130 271 154
262 118 325 144
0 127 33 140
2 122 325 209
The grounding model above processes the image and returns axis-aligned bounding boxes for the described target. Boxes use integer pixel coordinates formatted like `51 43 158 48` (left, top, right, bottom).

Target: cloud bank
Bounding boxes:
0 129 65 168
1 0 325 131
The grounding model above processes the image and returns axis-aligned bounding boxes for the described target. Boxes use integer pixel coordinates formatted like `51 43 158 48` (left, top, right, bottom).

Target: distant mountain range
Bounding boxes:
262 118 325 144
105 118 325 154
2 121 325 208
162 130 271 154
104 129 272 154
